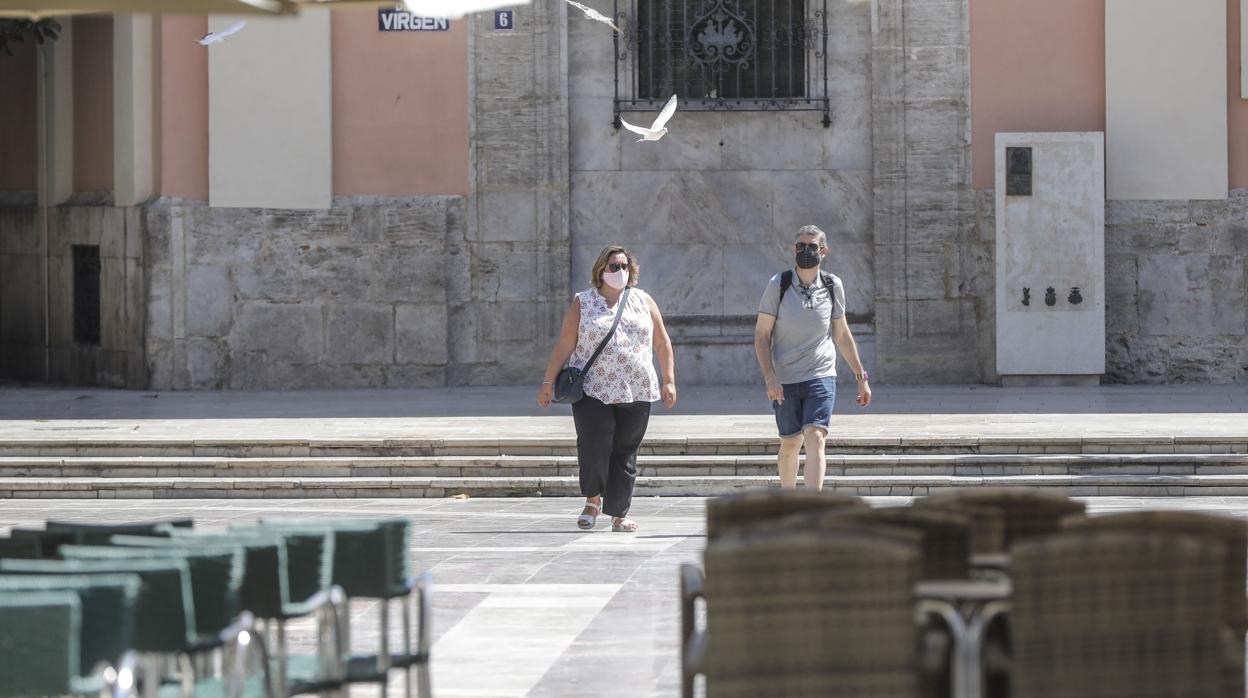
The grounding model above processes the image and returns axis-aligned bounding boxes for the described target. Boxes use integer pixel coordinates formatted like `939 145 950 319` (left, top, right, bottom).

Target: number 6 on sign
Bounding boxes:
495 10 513 29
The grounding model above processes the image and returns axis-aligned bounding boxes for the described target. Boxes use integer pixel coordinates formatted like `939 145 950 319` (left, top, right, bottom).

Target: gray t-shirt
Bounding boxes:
757 269 847 384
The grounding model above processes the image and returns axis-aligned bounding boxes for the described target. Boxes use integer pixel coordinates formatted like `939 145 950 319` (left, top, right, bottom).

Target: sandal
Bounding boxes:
611 517 638 533
577 501 601 530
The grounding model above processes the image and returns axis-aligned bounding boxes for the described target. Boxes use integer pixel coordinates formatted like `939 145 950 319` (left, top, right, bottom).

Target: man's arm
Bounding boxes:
754 313 784 403
831 315 872 407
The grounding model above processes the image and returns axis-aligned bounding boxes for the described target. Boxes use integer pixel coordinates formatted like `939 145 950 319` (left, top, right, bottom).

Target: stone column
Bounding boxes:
454 4 571 384
870 0 979 382
113 14 154 207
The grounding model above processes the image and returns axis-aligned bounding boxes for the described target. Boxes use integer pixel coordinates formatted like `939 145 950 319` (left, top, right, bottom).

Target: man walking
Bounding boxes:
753 225 872 490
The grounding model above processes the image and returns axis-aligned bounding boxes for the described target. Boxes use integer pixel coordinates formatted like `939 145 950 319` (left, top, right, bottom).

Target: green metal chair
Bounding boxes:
0 591 83 698
45 519 194 542
248 518 431 698
0 535 42 560
158 529 345 697
0 573 139 696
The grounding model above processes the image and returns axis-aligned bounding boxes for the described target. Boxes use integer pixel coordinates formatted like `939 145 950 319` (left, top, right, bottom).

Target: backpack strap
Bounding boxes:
778 270 794 307
778 270 835 309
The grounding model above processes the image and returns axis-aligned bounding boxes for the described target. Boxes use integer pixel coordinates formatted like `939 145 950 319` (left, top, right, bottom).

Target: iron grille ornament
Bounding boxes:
612 0 829 125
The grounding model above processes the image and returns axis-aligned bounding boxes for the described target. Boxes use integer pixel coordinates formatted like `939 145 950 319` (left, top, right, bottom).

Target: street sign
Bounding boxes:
378 8 450 31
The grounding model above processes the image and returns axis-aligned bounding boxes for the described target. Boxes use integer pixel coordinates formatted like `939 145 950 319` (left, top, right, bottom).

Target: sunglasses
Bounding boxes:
606 262 629 272
795 243 823 253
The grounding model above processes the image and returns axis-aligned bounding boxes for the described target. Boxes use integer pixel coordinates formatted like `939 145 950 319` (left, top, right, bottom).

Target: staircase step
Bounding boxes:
2 453 1248 479
6 473 1248 499
0 434 1244 458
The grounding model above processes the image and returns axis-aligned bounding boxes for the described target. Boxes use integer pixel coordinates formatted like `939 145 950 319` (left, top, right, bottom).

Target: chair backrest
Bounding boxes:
1011 529 1230 698
0 591 81 698
705 490 868 540
703 527 921 697
44 519 190 544
9 528 78 558
841 506 974 580
0 557 197 654
254 518 412 600
112 533 290 620
0 536 42 560
58 544 242 643
0 574 138 672
915 488 1084 552
1062 510 1248 633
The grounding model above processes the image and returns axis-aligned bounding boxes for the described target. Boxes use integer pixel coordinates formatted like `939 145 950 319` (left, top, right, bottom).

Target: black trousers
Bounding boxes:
571 395 652 518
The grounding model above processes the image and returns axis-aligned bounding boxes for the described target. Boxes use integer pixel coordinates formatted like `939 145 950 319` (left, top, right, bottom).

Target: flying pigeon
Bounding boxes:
403 0 530 19
563 0 620 32
620 94 678 142
196 20 247 46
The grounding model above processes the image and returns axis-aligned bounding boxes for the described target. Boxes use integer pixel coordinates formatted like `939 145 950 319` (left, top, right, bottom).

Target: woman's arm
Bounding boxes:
648 294 678 409
537 299 581 408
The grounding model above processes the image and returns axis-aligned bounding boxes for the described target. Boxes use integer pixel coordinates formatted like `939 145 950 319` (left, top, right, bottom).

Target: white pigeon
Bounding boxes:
403 0 531 19
620 94 678 142
563 0 620 32
196 20 247 46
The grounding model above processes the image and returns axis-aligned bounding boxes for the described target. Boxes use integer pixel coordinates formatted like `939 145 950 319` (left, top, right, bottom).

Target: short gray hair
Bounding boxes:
795 225 827 248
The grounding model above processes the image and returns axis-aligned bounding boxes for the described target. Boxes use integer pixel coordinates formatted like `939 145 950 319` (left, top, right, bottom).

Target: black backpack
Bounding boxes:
778 270 836 309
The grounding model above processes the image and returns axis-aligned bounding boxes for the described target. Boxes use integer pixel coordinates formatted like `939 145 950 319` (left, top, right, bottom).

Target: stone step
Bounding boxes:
6 473 1248 499
1 434 1245 458
4 453 1248 479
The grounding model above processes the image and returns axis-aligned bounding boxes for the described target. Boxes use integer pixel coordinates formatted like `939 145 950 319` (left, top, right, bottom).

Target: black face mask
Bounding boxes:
795 248 821 269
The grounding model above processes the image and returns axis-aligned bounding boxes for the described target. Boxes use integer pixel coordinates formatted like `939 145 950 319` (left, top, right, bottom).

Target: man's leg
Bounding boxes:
777 434 803 489
802 426 828 491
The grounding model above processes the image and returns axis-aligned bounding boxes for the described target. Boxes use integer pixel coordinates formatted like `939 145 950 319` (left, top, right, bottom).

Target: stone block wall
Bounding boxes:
969 190 1248 384
144 198 460 389
567 0 874 385
0 204 145 388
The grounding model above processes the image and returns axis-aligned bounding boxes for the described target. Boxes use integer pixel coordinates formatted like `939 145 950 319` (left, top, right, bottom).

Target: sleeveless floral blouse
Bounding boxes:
571 287 661 405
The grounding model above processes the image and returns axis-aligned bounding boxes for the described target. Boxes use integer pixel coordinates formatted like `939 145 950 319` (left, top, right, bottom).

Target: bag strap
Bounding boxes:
582 287 632 374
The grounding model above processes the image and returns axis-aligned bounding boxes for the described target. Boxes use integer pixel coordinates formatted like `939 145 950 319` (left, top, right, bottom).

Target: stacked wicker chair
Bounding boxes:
702 527 922 697
704 490 868 540
1010 528 1235 698
914 488 1085 554
1061 511 1248 698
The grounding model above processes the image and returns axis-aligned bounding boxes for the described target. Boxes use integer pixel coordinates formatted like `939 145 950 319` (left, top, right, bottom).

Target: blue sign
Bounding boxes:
494 10 514 29
378 9 450 31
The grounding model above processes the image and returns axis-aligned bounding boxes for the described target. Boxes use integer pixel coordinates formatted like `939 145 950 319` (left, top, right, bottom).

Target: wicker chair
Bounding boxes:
704 490 867 540
1010 529 1235 698
697 526 922 697
1062 510 1248 698
914 488 1084 553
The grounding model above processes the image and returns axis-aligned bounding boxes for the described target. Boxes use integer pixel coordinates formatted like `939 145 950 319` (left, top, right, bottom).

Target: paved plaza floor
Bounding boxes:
6 495 1248 697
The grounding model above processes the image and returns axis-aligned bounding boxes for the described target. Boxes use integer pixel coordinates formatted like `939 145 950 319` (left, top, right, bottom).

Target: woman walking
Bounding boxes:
537 245 677 532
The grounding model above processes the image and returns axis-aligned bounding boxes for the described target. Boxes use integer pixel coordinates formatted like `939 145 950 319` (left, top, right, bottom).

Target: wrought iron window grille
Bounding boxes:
612 0 830 127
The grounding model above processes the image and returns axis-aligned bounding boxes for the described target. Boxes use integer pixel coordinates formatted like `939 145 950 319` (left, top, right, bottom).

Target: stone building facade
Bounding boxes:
0 0 1245 389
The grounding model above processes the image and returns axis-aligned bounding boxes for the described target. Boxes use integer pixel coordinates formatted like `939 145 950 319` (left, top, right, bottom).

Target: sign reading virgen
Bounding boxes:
378 8 450 31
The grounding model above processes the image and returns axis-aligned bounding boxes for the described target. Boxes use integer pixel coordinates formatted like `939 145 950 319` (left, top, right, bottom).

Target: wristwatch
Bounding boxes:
855 370 870 382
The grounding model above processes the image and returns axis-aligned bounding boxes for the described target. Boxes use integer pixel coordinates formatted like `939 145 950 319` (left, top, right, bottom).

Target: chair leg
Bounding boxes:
276 619 289 698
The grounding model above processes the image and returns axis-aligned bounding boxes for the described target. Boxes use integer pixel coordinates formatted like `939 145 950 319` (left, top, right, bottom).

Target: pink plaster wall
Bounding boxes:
156 15 208 200
972 0 1248 190
330 7 469 197
0 41 37 192
1228 0 1248 188
73 16 113 194
969 0 1106 190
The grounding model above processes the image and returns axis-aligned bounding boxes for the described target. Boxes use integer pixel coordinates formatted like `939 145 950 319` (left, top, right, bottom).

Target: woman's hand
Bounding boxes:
537 383 554 408
661 382 677 409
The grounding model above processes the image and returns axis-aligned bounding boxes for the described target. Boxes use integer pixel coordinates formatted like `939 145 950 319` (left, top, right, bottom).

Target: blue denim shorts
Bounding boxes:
772 377 837 438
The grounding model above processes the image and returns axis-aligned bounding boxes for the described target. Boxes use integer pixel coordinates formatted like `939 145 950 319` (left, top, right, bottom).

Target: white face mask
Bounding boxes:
602 268 629 290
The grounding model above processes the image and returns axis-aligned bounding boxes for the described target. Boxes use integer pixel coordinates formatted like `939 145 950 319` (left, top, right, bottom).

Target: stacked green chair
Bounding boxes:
159 529 345 697
249 518 432 698
0 591 84 698
0 573 139 696
45 519 193 543
0 535 42 560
